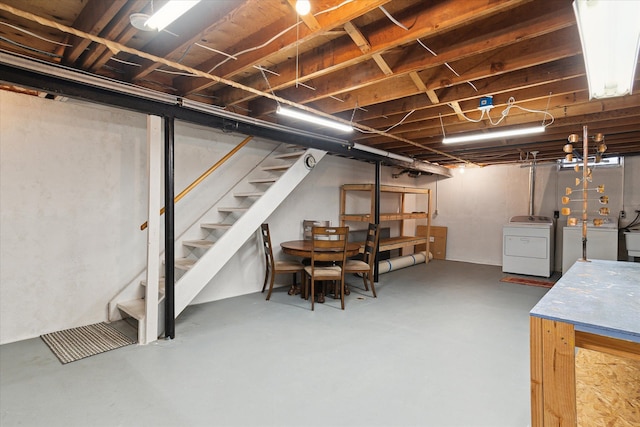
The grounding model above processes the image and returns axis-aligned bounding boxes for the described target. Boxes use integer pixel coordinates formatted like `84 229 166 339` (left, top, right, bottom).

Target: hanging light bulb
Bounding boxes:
296 0 311 15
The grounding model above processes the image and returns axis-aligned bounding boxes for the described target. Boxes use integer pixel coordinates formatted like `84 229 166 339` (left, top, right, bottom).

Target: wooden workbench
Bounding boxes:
529 259 640 426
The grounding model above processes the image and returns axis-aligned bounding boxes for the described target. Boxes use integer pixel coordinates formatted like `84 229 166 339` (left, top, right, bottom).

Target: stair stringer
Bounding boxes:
173 148 327 318
108 142 287 323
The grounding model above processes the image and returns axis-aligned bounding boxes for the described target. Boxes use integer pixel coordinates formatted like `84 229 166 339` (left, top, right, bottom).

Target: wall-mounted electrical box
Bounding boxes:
479 96 494 111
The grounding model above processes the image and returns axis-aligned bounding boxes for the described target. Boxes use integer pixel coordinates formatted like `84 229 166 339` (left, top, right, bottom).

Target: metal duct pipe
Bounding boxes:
528 151 538 216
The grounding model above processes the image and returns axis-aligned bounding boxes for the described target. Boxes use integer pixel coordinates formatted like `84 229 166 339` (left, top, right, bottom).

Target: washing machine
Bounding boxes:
562 219 618 274
502 216 554 277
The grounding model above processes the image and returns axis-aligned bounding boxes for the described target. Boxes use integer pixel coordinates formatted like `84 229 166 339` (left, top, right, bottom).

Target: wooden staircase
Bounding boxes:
110 145 326 343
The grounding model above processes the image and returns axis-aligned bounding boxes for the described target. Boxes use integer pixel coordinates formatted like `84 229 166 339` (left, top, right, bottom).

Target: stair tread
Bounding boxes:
140 277 165 295
248 178 277 183
201 223 232 230
183 239 215 249
117 299 145 320
274 150 305 159
140 286 165 296
175 258 196 270
218 207 249 212
262 164 291 171
234 191 265 197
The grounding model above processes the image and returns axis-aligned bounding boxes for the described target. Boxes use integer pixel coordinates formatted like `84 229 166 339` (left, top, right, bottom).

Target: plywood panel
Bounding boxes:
416 225 447 259
576 348 640 427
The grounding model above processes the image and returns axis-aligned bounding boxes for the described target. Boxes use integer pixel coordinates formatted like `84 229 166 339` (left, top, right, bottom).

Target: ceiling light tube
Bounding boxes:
442 126 546 144
145 0 201 31
276 106 353 133
573 0 640 99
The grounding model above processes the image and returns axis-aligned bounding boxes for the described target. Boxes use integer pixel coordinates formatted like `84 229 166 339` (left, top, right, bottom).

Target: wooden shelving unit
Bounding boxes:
339 184 431 262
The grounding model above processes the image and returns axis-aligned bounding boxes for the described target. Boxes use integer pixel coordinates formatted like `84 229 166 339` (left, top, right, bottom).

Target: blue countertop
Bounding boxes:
530 259 640 342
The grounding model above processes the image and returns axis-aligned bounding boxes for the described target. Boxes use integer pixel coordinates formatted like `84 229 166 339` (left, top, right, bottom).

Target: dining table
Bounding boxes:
280 239 361 258
280 239 362 303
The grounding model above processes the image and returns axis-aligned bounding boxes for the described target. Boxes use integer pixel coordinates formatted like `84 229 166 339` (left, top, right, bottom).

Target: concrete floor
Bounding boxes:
0 260 548 427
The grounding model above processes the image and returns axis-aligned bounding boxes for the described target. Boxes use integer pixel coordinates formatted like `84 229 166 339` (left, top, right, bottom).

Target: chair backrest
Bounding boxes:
260 224 275 270
362 223 381 267
310 226 349 266
303 220 331 240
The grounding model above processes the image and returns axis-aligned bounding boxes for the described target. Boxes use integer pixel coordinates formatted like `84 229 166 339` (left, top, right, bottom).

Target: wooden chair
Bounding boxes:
260 224 304 301
302 220 330 240
345 223 380 297
304 226 349 310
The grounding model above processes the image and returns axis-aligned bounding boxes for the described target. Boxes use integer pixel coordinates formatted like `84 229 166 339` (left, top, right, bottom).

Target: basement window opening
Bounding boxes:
558 155 622 169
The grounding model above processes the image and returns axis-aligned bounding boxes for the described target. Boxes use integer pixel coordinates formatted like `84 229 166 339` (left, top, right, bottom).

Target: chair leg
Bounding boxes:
310 278 315 311
367 273 377 298
287 273 298 295
302 273 309 300
266 271 276 300
362 274 369 291
340 279 345 310
261 267 269 293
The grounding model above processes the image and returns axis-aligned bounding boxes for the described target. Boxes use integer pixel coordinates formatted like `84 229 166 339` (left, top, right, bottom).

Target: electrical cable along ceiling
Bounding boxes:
0 0 639 168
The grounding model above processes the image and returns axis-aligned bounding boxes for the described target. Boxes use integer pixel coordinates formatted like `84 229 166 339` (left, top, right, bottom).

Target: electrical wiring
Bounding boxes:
194 43 237 60
257 65 278 104
207 21 301 73
448 96 555 127
152 68 197 76
253 65 279 76
621 211 640 231
354 109 416 134
449 104 487 123
416 39 437 56
109 57 141 67
0 35 61 57
486 97 554 127
296 81 315 90
0 2 475 167
206 0 354 73
0 21 71 46
174 43 192 64
416 37 478 92
315 0 354 16
379 6 409 31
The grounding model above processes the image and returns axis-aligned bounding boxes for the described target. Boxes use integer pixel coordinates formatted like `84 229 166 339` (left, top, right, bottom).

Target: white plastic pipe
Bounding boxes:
377 251 430 274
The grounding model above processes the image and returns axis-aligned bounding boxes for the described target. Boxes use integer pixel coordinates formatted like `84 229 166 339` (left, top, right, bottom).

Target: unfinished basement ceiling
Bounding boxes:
0 0 639 167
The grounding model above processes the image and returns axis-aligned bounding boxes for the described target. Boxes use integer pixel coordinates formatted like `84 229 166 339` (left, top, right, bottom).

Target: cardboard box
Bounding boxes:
416 225 447 260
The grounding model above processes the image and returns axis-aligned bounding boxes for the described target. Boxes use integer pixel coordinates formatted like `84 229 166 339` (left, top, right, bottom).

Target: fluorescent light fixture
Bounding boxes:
573 0 640 99
442 126 546 144
145 0 201 31
295 0 311 15
276 106 353 132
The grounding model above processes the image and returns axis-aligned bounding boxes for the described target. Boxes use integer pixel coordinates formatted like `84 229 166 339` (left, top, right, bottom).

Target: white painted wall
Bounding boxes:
0 91 291 344
1 92 148 344
416 154 639 268
1 90 638 344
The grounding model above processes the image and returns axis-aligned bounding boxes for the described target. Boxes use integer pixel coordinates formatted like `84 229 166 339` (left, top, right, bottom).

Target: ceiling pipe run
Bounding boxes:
529 151 538 216
0 50 451 177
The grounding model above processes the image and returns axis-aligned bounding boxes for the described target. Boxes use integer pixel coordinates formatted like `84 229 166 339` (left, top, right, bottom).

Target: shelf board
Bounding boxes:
342 184 430 194
351 235 429 254
341 212 428 221
379 236 428 252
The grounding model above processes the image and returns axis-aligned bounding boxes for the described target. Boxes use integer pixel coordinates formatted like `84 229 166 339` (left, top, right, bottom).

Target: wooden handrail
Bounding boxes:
140 135 253 230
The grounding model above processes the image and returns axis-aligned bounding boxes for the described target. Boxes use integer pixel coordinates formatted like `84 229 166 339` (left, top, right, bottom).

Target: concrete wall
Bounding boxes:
1 90 638 344
419 154 639 269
